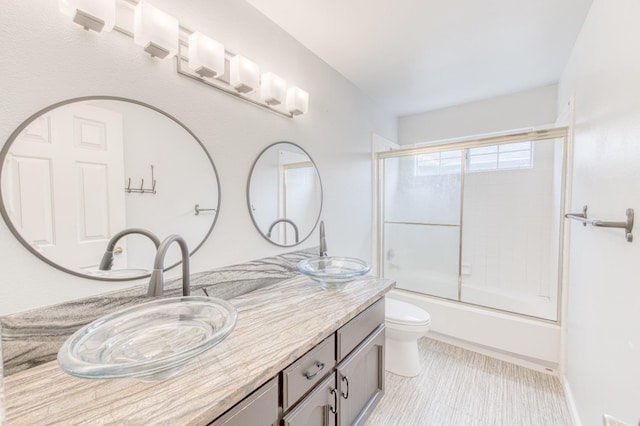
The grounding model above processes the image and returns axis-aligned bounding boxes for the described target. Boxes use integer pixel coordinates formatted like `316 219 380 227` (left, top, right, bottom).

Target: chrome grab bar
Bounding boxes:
565 205 634 242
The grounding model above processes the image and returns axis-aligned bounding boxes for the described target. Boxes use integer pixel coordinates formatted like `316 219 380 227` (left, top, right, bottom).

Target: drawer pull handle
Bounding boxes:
330 387 338 414
341 375 349 399
303 361 326 380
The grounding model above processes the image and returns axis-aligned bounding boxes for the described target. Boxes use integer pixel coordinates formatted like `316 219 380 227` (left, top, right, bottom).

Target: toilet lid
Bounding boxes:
386 298 431 326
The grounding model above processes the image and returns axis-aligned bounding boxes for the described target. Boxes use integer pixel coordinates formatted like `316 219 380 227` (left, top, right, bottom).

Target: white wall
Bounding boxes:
558 0 640 424
398 84 558 145
0 0 395 315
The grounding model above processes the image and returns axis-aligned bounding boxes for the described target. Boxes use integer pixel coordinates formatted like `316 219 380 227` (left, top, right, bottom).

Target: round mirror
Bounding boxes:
0 97 220 281
247 142 322 247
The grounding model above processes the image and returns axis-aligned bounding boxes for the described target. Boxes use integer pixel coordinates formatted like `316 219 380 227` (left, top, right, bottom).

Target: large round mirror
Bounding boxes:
0 97 220 281
247 142 322 247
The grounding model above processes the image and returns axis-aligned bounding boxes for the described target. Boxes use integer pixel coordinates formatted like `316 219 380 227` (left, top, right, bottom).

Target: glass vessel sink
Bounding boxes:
297 257 371 289
57 296 237 382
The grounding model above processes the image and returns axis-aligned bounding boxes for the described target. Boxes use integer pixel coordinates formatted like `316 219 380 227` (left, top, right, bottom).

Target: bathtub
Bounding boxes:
385 287 561 372
385 266 558 320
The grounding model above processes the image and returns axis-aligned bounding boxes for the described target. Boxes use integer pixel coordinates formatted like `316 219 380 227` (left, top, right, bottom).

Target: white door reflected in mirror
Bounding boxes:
4 104 127 272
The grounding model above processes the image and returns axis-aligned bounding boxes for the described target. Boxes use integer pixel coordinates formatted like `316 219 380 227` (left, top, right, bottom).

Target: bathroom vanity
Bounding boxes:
213 298 385 426
2 253 393 425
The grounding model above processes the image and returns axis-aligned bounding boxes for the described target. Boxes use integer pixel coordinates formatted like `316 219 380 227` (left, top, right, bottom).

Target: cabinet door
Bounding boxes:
209 377 279 426
337 326 385 426
282 374 337 426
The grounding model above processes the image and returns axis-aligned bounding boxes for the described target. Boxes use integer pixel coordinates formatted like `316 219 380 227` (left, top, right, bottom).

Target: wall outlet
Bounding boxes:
603 413 630 426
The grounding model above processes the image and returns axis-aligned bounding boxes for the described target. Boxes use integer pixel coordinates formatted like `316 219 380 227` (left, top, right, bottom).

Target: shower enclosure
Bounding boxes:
377 128 567 321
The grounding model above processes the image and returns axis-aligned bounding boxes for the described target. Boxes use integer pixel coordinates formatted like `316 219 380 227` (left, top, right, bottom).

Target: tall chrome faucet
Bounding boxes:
319 221 327 257
99 228 161 271
147 235 190 297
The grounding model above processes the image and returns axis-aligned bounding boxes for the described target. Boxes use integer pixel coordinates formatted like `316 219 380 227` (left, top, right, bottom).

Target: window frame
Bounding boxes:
465 141 534 173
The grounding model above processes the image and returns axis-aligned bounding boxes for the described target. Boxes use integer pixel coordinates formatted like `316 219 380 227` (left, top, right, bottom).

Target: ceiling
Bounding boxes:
246 0 594 117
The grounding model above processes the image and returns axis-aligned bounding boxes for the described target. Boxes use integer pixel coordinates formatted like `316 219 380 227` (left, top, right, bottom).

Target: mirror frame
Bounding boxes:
246 141 323 247
0 96 222 281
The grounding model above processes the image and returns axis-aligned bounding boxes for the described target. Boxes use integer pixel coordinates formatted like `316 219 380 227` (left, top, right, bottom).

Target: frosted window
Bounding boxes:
467 142 532 172
415 150 461 176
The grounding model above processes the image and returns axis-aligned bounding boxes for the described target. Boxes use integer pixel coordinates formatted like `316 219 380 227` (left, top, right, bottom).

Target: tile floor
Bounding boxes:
365 338 572 426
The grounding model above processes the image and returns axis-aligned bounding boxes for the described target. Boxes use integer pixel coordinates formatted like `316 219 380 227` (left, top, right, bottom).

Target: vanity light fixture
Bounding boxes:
58 0 310 117
133 0 179 59
260 72 287 106
286 86 309 116
230 55 260 94
59 0 116 32
188 32 225 78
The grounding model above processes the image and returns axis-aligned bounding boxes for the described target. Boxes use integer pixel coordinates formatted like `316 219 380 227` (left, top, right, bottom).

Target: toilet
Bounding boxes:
385 298 431 377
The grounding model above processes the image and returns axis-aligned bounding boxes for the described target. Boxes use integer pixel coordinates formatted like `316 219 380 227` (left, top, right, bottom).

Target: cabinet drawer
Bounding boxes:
282 335 335 412
336 298 384 361
282 374 337 426
209 377 279 426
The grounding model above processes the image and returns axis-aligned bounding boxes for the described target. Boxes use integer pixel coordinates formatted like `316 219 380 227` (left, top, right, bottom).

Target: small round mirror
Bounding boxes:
247 142 322 246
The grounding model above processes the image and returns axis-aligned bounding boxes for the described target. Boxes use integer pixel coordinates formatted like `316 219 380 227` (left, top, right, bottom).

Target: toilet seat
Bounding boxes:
386 298 431 327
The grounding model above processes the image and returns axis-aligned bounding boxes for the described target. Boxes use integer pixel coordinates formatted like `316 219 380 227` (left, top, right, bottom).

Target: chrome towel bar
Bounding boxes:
565 205 634 242
194 204 216 216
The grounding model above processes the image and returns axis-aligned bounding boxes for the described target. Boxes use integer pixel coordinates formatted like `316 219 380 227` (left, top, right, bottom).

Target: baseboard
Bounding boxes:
426 331 559 375
561 375 582 426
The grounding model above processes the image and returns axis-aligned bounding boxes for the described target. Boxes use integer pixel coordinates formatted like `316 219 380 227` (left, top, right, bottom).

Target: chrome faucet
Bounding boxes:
266 218 299 243
147 235 190 297
99 228 161 271
319 221 327 257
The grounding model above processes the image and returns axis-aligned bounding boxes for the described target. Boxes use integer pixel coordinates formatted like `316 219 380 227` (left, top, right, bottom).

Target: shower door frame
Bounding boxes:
376 127 569 324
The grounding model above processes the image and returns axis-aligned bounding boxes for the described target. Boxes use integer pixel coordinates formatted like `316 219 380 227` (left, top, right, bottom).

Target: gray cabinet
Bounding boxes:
282 374 337 426
284 298 385 426
209 377 279 426
337 326 385 426
209 297 385 426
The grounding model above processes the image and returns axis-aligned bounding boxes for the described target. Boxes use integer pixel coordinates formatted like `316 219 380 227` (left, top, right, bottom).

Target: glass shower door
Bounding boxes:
381 150 462 300
377 130 566 321
459 138 563 320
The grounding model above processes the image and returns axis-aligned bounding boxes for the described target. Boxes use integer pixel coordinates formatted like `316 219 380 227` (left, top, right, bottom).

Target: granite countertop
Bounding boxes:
4 272 394 424
2 251 312 376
